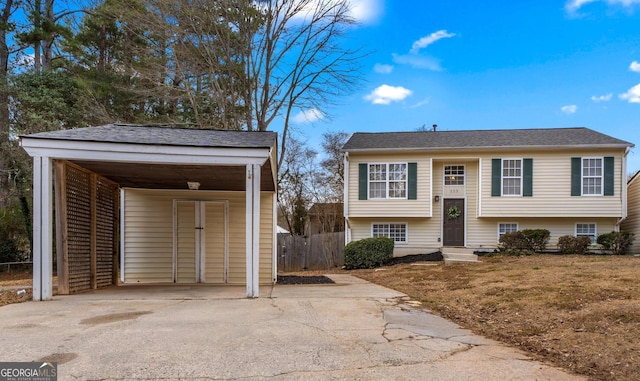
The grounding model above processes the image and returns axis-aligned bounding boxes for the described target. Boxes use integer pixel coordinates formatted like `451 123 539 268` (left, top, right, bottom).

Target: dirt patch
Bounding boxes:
386 252 443 265
80 311 152 325
352 255 640 381
277 275 335 284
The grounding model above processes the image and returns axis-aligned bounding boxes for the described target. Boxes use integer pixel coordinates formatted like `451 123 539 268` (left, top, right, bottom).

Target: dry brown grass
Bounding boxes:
352 255 640 381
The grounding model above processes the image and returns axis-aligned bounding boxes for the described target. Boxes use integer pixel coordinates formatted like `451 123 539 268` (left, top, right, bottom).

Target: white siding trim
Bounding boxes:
344 152 349 219
120 188 125 283
272 192 278 282
20 138 271 166
246 164 261 297
32 156 53 301
478 158 482 217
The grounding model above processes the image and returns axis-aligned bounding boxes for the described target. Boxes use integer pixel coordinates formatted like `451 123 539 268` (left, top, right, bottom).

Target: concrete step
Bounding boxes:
441 247 479 264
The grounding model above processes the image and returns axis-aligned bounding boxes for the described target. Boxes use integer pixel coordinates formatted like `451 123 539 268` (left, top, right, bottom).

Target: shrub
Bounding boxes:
499 229 550 255
597 231 635 255
557 235 592 255
344 237 394 269
521 229 550 252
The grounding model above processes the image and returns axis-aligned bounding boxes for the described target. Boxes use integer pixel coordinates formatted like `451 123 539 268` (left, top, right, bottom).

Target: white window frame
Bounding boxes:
576 223 597 244
371 223 407 244
444 164 465 186
368 162 408 199
497 223 518 242
582 157 603 196
501 158 522 196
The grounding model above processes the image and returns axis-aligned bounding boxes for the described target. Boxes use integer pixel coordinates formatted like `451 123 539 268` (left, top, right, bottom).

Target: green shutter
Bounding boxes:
358 163 368 200
571 157 581 196
491 159 501 197
604 156 614 196
407 162 417 200
523 158 533 197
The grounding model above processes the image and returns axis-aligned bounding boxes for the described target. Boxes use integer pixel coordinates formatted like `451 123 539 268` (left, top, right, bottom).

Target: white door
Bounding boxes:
174 200 227 283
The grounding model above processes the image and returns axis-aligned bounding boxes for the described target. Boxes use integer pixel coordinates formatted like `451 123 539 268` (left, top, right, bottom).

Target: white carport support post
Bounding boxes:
246 164 261 298
32 156 53 301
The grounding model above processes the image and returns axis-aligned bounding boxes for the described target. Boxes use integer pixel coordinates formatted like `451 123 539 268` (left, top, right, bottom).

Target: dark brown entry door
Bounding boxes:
443 198 464 246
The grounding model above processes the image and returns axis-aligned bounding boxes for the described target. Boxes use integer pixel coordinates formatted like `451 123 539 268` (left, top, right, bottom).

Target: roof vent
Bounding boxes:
432 124 437 132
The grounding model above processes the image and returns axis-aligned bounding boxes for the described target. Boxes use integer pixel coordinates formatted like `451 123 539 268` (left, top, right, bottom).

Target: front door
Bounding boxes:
443 198 464 246
174 200 227 283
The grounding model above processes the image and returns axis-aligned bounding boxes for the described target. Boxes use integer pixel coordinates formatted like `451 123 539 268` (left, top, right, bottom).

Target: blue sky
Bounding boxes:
287 0 640 173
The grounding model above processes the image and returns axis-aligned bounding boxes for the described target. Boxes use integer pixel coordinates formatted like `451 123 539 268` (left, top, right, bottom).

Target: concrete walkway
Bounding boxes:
0 274 583 380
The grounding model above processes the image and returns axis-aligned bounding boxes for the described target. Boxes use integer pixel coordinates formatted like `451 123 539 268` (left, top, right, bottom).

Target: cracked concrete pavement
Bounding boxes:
0 274 584 380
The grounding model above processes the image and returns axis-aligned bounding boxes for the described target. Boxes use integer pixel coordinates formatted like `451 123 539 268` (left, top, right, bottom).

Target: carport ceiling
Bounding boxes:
70 160 275 192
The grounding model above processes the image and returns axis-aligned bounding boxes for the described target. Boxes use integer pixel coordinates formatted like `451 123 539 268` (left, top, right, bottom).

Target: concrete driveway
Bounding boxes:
0 274 583 380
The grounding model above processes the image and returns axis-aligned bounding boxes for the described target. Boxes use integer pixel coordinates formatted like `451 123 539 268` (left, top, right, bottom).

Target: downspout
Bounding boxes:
343 152 351 245
616 146 631 230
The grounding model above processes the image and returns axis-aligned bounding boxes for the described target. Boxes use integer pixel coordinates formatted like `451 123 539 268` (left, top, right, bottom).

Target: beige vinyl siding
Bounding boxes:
470 217 618 249
622 175 640 254
123 191 174 282
347 153 431 218
176 201 196 283
349 218 440 256
480 150 625 217
123 189 274 285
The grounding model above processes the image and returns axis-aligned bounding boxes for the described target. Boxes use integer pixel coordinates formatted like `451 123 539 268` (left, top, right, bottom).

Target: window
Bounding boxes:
368 163 407 199
582 158 602 196
372 223 407 244
576 223 597 244
498 223 518 241
444 165 465 185
502 159 522 196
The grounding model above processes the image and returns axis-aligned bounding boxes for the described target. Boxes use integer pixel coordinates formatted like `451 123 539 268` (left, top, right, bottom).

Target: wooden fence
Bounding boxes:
277 232 345 272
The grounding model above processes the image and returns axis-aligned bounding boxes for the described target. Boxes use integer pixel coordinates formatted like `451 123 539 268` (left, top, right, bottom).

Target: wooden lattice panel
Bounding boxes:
56 161 119 294
96 178 118 288
65 165 92 293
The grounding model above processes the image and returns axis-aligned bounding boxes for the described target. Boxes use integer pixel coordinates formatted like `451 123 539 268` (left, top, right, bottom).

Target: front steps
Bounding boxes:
441 247 479 264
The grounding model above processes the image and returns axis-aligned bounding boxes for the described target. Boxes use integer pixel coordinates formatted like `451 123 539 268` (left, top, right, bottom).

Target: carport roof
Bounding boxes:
24 123 277 148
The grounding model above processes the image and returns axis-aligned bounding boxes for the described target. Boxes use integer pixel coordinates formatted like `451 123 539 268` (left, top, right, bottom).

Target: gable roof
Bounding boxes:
23 123 277 149
342 127 633 152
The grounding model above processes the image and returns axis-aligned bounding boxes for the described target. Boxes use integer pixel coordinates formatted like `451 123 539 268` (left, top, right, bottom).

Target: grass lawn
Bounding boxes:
352 255 640 381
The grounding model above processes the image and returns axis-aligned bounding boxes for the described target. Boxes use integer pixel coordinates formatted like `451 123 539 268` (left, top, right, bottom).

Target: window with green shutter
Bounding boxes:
358 162 417 200
571 156 614 196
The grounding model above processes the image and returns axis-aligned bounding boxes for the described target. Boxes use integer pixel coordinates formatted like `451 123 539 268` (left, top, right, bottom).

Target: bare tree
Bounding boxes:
247 0 364 168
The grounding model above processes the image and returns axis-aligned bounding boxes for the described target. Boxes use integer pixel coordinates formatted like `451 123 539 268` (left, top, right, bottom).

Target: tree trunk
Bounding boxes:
0 0 14 202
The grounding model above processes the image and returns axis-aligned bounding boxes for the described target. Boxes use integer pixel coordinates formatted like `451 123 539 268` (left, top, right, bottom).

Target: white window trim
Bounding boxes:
575 223 597 244
444 164 465 186
501 158 523 197
497 222 519 243
371 222 408 244
368 162 408 200
581 157 603 196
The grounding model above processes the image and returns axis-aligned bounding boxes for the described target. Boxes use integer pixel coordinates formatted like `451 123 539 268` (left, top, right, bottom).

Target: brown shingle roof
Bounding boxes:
23 123 277 149
342 127 633 151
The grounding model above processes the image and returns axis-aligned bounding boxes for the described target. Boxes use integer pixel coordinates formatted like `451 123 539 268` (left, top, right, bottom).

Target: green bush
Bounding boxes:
557 235 592 255
521 229 550 252
499 229 550 255
596 231 635 255
0 205 29 263
344 237 394 269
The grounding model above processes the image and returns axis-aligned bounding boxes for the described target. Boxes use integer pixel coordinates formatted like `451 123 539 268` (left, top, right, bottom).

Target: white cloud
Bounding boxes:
364 84 412 105
619 83 640 103
630 61 640 72
373 63 394 74
566 0 640 13
410 98 430 109
291 0 383 24
392 53 442 71
561 105 578 114
347 0 383 24
591 93 613 102
292 108 325 124
410 30 457 54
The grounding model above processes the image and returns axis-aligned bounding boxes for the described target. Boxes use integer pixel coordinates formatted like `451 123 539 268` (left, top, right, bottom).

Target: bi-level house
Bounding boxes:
342 127 634 256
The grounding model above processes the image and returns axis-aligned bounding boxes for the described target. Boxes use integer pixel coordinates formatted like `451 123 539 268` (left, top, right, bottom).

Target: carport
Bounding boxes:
20 124 278 301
